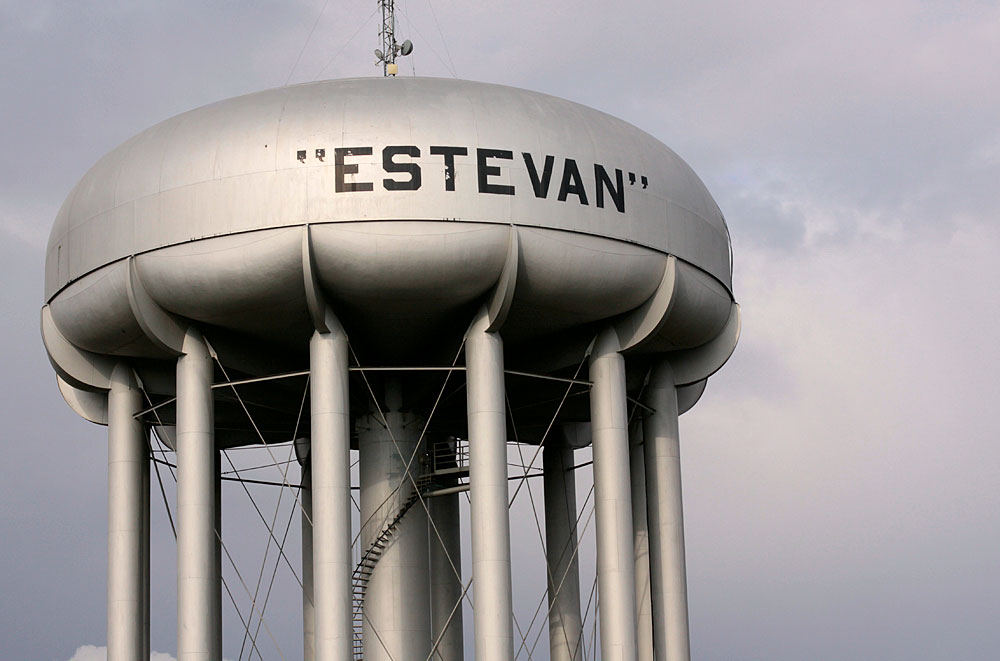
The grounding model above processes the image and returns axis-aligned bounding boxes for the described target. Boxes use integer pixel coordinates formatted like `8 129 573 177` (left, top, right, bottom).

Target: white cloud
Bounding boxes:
66 645 228 661
66 645 177 661
66 646 106 661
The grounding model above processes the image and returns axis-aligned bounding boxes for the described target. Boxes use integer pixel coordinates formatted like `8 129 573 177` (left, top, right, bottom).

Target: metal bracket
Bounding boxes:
303 225 333 333
56 374 109 424
669 302 742 386
615 255 678 352
676 379 707 415
40 303 115 391
486 225 520 332
126 257 186 355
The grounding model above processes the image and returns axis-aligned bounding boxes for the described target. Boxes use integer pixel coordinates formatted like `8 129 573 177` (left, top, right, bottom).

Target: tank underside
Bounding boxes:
43 221 735 447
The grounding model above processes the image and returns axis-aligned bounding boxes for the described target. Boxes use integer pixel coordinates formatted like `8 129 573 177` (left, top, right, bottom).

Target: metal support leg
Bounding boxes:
643 362 690 661
107 363 149 661
176 329 220 661
214 449 222 661
310 319 353 661
302 459 316 661
466 307 514 661
631 422 653 661
543 434 583 661
429 487 463 661
589 328 638 661
141 426 150 661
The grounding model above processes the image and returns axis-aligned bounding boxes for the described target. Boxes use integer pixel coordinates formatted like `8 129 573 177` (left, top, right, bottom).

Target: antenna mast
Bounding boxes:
375 0 413 77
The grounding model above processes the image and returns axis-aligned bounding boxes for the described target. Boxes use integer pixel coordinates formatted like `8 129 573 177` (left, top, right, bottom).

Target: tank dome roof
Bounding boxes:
46 77 731 300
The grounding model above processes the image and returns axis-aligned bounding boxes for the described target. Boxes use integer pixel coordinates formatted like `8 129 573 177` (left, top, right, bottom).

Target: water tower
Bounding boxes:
41 71 739 661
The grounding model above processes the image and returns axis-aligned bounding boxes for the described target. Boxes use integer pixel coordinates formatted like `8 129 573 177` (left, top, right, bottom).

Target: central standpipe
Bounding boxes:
643 363 690 661
466 309 515 661
358 379 431 661
176 329 221 661
589 329 638 661
543 433 583 661
310 322 353 661
107 364 149 661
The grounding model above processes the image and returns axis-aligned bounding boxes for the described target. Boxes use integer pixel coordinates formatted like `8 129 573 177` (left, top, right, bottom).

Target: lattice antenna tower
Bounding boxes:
375 0 414 76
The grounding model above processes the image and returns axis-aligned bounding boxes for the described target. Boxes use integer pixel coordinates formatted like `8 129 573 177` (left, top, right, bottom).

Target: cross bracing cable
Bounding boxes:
579 573 599 661
238 445 299 660
508 343 592 507
507 397 560 659
239 373 311 661
513 610 533 661
243 481 302 661
425 576 473 661
348 339 476 623
220 448 305 590
527 490 597 660
208 346 312 528
138 383 266 661
218 527 289 660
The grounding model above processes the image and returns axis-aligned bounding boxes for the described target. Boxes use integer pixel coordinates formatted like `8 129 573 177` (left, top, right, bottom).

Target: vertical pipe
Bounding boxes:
302 461 316 661
214 449 223 661
141 431 150 661
543 434 583 661
358 380 430 661
643 362 690 661
589 328 638 661
631 422 653 661
428 485 463 661
310 318 353 661
107 363 148 661
465 307 514 661
176 329 219 661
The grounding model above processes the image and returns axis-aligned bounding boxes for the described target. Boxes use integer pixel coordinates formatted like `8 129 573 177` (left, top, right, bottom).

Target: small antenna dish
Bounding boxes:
375 49 384 60
399 40 413 56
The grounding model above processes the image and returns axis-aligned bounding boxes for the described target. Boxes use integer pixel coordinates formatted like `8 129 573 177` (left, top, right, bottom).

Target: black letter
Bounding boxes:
383 145 422 190
477 148 515 195
557 158 588 205
522 153 555 198
430 146 468 191
594 164 625 213
335 147 373 192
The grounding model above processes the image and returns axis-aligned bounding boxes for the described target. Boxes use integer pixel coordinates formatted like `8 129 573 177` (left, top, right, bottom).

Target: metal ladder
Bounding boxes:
350 478 428 660
350 439 468 659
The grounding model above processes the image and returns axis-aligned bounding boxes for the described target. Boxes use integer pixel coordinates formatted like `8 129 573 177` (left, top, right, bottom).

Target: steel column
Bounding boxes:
213 449 222 661
429 487 463 661
643 363 690 661
107 363 149 661
631 421 653 661
310 321 353 661
589 328 638 661
466 308 514 661
543 434 583 661
176 329 220 661
302 461 316 661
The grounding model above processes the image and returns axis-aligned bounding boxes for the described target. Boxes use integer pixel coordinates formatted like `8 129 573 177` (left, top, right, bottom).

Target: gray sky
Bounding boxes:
2 1 999 659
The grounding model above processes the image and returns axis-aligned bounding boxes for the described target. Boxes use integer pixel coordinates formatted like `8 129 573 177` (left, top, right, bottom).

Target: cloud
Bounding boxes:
681 212 1000 659
66 644 229 661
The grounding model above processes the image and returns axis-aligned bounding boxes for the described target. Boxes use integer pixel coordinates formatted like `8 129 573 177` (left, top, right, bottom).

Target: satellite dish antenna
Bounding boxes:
399 40 413 56
375 49 384 60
